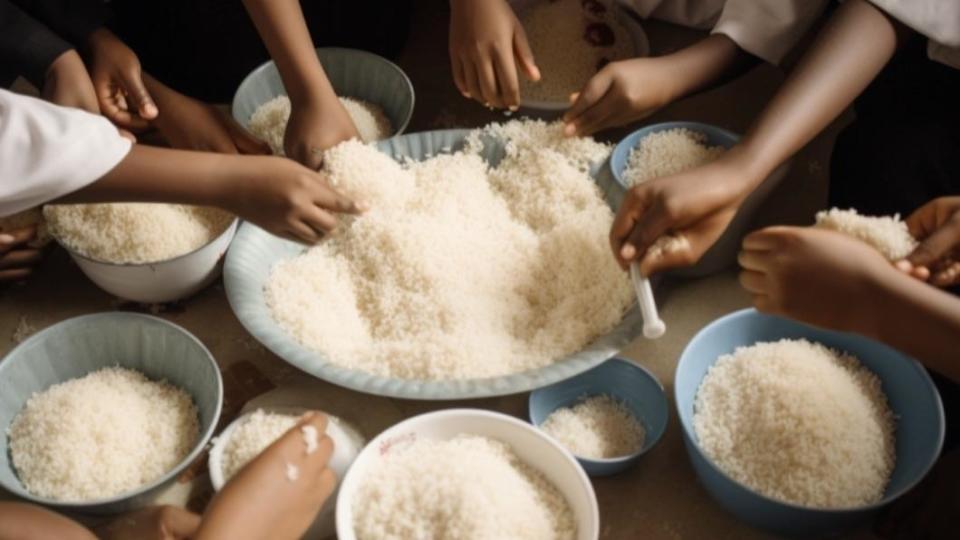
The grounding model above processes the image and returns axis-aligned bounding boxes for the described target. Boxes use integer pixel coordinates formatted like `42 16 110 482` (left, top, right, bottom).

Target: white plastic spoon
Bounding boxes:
630 262 666 339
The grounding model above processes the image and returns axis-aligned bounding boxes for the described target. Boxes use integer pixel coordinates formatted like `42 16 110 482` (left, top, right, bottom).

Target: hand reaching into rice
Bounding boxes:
197 412 337 540
898 197 960 287
284 97 361 170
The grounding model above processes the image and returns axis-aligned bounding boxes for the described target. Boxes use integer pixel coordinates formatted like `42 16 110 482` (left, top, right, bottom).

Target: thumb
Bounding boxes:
121 67 158 119
906 223 960 268
513 27 540 81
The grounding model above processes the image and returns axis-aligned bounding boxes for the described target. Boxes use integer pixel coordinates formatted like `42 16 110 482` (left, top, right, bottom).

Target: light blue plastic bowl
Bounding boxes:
676 309 944 537
529 358 668 476
232 47 414 136
0 313 223 515
610 122 789 277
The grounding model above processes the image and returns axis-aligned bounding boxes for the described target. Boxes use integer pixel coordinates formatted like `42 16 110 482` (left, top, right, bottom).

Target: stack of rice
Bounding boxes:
265 119 633 380
693 339 896 509
248 96 393 155
352 435 576 540
622 128 726 186
8 367 199 501
43 204 234 264
540 395 645 459
814 208 917 261
517 0 634 103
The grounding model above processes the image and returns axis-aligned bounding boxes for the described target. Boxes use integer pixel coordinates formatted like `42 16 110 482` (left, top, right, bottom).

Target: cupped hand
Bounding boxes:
564 58 672 137
449 0 540 110
86 28 158 130
284 98 360 170
0 226 43 282
896 196 960 287
42 49 99 114
738 226 899 334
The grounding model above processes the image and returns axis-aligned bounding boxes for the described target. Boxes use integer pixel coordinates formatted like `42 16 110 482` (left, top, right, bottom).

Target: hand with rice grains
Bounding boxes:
0 226 42 282
196 412 337 540
896 197 960 287
284 97 361 170
85 28 158 131
449 0 541 110
609 153 752 276
738 226 960 381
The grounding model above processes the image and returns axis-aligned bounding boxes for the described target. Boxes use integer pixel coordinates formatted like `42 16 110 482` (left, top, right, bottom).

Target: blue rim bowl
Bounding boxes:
675 308 944 537
529 358 668 476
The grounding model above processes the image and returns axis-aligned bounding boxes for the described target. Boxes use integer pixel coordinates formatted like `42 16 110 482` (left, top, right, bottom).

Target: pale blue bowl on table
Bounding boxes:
232 47 414 136
676 308 945 537
609 122 789 277
0 313 223 515
529 358 668 477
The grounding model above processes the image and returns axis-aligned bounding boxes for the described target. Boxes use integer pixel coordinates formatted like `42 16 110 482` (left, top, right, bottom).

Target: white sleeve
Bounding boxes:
0 89 132 217
711 0 830 65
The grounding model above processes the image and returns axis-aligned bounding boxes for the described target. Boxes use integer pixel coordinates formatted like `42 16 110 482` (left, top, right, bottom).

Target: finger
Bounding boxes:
513 27 540 81
287 221 324 244
474 52 501 108
932 261 960 287
623 202 672 267
303 206 338 234
0 268 32 282
0 226 37 252
904 201 940 240
567 92 617 137
98 83 151 130
462 57 483 106
564 71 610 126
121 67 158 119
737 249 769 272
159 506 202 539
906 222 960 269
738 270 767 294
752 294 775 314
493 48 520 110
450 51 469 98
637 239 696 277
609 188 649 269
0 249 43 269
742 227 790 251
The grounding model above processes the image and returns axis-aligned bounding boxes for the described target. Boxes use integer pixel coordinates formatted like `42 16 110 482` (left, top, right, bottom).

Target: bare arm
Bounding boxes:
0 502 96 540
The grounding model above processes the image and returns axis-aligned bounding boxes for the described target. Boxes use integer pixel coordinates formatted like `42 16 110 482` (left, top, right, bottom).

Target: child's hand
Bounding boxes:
449 0 540 110
146 76 271 155
227 156 366 243
610 156 751 276
42 50 99 114
563 58 671 136
197 413 336 540
897 197 960 287
284 98 360 170
86 28 158 130
738 226 898 334
0 226 43 282
96 506 200 540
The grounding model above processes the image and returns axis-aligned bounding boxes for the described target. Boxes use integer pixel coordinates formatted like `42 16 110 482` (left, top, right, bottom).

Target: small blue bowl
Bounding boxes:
529 358 668 476
232 47 414 137
0 313 223 515
676 309 945 537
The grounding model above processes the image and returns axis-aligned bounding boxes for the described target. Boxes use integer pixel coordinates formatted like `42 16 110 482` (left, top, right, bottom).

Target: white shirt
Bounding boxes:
620 0 830 65
0 89 131 217
869 0 960 69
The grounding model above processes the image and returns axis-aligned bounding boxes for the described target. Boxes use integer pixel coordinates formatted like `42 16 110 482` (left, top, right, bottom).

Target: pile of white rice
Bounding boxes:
540 394 645 459
352 434 575 540
7 367 199 501
814 208 917 261
248 95 393 154
622 128 726 186
220 409 299 481
518 0 633 103
43 203 233 264
265 119 632 380
693 339 896 509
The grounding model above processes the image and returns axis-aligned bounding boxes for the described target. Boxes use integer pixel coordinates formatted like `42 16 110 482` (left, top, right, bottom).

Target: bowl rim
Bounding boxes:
334 408 600 539
0 312 224 508
675 307 946 513
528 357 669 464
48 215 239 268
231 46 416 137
609 121 741 188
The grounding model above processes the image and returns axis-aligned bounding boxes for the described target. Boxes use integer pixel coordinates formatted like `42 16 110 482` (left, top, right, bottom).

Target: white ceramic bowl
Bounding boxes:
208 406 365 540
59 218 238 303
336 409 599 540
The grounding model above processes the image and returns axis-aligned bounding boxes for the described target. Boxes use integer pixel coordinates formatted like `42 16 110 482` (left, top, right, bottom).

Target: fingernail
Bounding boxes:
462 92 471 98
563 124 576 136
509 105 519 112
621 244 636 260
143 104 158 117
0 234 14 244
894 260 911 272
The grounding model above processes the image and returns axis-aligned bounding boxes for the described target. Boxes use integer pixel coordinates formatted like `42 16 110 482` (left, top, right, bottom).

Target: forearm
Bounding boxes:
735 0 901 187
0 502 96 540
657 34 758 103
865 272 960 382
241 0 335 106
53 145 235 209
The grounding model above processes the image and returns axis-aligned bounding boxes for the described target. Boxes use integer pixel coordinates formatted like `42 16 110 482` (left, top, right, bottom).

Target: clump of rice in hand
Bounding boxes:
265 119 632 380
43 203 233 264
248 95 393 154
0 209 51 247
221 409 299 481
693 339 896 509
518 0 634 104
540 394 644 459
623 128 726 186
8 367 199 501
352 435 576 540
814 208 918 261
